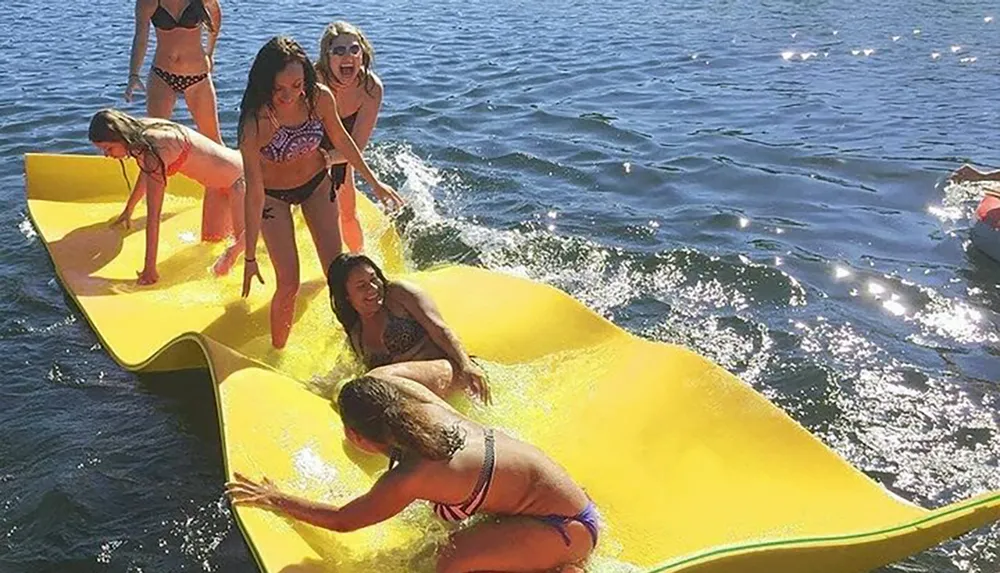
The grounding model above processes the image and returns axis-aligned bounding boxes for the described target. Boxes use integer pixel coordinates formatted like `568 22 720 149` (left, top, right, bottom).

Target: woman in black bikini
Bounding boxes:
238 37 403 350
315 21 384 253
327 253 491 404
227 373 600 572
125 0 231 242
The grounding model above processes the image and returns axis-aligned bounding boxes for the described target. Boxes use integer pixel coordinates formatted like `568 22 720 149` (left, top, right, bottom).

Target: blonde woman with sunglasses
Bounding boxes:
315 21 385 253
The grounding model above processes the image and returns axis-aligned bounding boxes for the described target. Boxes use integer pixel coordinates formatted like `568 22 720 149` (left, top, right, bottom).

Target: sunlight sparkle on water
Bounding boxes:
867 281 887 296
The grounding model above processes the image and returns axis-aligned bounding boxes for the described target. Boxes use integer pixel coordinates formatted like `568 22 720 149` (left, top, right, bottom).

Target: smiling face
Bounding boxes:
345 263 385 316
271 61 306 109
326 33 363 85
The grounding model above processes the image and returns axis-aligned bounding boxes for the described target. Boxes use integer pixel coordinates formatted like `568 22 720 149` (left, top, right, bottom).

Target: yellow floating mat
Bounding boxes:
25 153 1000 573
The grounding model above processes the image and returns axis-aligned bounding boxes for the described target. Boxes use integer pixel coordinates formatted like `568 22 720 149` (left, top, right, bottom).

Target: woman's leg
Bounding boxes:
184 76 232 242
336 167 364 253
259 198 300 349
146 68 178 119
367 359 467 401
300 176 344 276
436 516 593 573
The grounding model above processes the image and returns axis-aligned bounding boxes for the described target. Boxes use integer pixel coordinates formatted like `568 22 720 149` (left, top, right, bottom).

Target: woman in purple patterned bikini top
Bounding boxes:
258 107 329 163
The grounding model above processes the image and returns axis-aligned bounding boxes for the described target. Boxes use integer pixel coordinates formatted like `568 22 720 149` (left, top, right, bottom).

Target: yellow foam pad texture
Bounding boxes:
25 154 1000 573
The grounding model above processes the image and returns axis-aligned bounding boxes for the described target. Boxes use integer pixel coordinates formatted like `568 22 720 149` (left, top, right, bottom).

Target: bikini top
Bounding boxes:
151 0 205 30
260 110 359 164
164 137 192 176
359 311 428 368
388 429 496 523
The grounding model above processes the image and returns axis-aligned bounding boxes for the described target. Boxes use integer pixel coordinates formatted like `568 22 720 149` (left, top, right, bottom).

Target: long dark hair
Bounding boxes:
338 376 464 460
327 253 390 338
237 36 319 145
88 108 184 187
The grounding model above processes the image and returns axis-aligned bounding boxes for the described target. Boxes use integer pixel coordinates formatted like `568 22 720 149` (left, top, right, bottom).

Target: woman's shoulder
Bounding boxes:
384 280 424 308
386 279 421 297
364 72 384 98
135 0 158 16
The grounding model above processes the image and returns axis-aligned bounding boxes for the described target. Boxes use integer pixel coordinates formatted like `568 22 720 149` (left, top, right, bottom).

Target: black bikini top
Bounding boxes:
151 0 206 30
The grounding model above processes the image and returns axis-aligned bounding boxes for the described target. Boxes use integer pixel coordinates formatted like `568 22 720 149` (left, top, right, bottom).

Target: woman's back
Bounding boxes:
402 399 590 520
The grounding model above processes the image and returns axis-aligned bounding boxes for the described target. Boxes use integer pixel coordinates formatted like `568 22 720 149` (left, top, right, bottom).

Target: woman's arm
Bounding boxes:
322 77 383 165
113 172 148 229
126 0 155 100
203 0 222 67
393 283 490 403
226 470 418 533
951 164 1000 183
137 168 166 285
239 118 266 296
315 86 402 208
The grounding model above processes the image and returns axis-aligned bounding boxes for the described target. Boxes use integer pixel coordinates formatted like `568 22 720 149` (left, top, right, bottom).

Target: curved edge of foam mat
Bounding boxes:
650 491 1000 573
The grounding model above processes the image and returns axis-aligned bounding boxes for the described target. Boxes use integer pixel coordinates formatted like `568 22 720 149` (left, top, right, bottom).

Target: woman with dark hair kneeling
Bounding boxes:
226 373 600 572
327 253 490 404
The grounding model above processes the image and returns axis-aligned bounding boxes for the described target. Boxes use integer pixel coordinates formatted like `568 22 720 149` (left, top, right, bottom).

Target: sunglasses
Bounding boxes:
329 43 362 57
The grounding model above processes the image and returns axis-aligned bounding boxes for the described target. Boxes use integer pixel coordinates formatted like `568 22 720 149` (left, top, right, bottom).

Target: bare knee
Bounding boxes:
273 276 300 304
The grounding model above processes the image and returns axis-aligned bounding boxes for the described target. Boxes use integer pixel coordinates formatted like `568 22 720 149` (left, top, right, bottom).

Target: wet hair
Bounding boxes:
237 36 319 145
337 376 464 460
327 253 390 340
316 21 378 96
88 108 183 188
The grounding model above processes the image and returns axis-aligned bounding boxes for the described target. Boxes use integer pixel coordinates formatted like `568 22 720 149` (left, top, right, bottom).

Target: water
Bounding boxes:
2 0 999 571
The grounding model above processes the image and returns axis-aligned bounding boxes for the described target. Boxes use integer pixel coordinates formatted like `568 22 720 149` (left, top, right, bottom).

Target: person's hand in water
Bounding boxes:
226 472 283 510
136 266 159 286
242 258 264 298
125 74 145 103
457 360 491 404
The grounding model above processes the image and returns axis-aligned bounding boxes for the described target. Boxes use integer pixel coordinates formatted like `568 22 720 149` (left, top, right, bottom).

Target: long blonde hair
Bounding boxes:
316 21 378 96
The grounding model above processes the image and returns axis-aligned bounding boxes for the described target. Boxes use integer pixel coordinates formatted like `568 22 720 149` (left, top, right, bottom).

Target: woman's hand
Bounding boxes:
242 258 264 298
125 74 145 103
226 473 282 510
457 361 491 405
373 180 404 212
111 208 133 230
136 266 159 286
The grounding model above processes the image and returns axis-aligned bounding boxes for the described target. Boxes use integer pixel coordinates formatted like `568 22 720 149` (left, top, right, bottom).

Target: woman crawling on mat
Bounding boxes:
238 36 403 349
327 253 491 404
315 21 385 254
226 372 600 572
89 108 246 285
